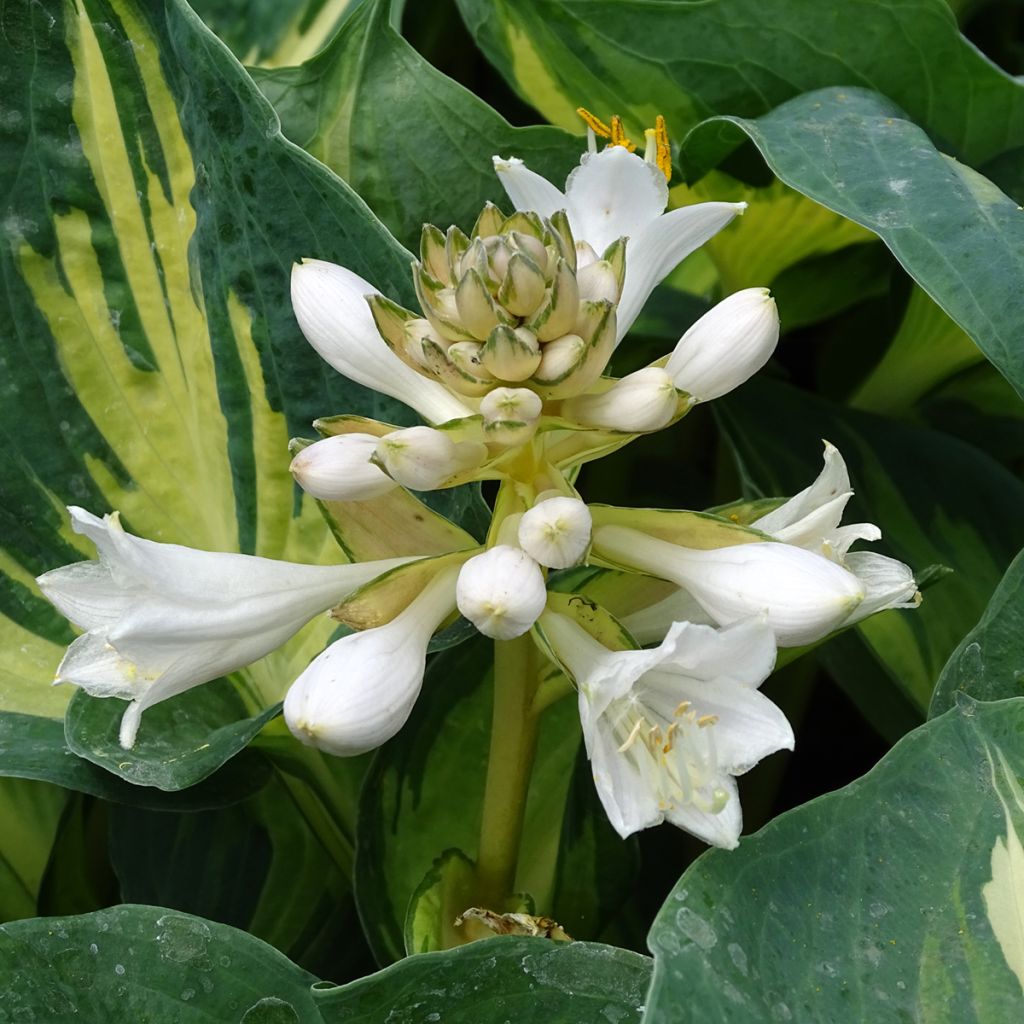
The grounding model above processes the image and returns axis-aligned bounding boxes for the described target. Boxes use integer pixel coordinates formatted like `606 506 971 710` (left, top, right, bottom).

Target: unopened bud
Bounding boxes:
563 367 679 432
498 251 547 316
518 497 592 569
531 258 579 341
576 259 621 304
456 267 506 339
289 434 399 502
480 387 543 446
482 325 541 381
533 333 586 387
375 426 487 491
471 201 505 240
665 288 779 403
420 223 451 285
456 545 547 639
480 387 543 425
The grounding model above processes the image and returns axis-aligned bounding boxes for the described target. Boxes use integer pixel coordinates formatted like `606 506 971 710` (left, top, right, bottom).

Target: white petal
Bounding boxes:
753 441 852 536
580 690 662 838
842 550 920 623
492 156 567 220
55 629 146 698
565 147 668 255
616 202 745 342
291 259 472 424
619 586 714 645
666 776 742 849
769 493 854 552
36 559 131 630
658 617 777 690
830 522 881 559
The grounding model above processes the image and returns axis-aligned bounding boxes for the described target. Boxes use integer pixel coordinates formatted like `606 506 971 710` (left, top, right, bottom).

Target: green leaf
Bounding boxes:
64 678 280 791
671 172 874 293
0 709 270 809
0 905 321 1021
453 0 1024 166
931 546 1024 716
314 935 652 1023
254 0 580 249
851 286 981 413
683 88 1024 399
645 697 1024 1022
717 377 1024 712
355 637 580 962
0 0 419 722
0 779 67 922
108 771 369 978
191 0 358 68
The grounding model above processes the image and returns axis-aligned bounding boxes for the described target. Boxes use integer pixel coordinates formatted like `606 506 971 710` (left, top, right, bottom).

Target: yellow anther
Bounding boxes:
647 724 663 751
673 700 691 717
697 714 719 729
606 115 630 151
654 114 671 179
577 107 611 138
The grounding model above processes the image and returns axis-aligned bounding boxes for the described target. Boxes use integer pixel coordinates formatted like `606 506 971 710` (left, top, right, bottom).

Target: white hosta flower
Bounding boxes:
493 146 744 343
290 434 399 502
375 426 487 491
592 525 865 646
456 545 547 639
284 568 459 756
665 288 779 403
36 508 413 749
518 497 592 569
291 259 473 425
541 612 793 847
562 367 679 433
751 441 920 622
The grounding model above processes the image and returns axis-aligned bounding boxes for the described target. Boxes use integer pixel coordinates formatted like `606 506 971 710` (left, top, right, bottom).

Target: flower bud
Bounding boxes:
285 568 458 756
518 497 592 568
456 545 548 639
289 434 398 502
482 325 541 382
455 267 506 339
471 201 505 240
531 258 579 341
498 251 547 316
592 525 865 646
375 426 487 491
420 223 451 285
480 387 543 425
665 288 779 403
562 367 679 433
533 333 586 386
480 387 543 446
576 259 621 304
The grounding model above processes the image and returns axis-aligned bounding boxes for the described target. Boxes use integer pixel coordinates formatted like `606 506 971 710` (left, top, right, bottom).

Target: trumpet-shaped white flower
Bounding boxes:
665 288 780 403
284 568 459 756
291 259 473 425
375 426 487 491
36 508 414 748
592 525 865 646
562 367 679 433
290 434 399 502
751 441 920 622
518 497 592 569
493 146 744 343
540 612 792 847
456 545 547 639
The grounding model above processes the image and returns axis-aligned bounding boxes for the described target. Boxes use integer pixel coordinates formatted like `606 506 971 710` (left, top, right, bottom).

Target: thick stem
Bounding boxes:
475 633 540 907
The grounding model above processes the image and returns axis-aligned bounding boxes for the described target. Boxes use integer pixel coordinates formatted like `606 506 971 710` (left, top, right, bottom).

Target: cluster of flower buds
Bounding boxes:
370 204 625 412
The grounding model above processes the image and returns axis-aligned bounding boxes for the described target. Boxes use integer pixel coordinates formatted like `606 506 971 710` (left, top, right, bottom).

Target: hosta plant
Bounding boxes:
2 0 1023 1021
